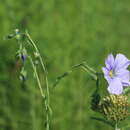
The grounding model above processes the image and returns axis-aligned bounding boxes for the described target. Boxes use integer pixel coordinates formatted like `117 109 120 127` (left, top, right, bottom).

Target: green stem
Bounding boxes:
115 123 120 130
29 56 50 130
26 32 51 130
26 30 50 103
82 62 96 74
29 56 45 98
81 66 97 80
53 62 97 87
71 62 97 80
25 31 47 73
26 31 50 106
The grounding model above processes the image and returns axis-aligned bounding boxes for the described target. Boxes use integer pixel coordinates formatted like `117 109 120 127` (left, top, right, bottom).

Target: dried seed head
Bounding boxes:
98 95 129 122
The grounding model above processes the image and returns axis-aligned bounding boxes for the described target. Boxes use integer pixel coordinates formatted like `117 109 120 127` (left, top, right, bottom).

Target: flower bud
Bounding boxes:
34 52 40 58
19 68 27 81
98 95 129 122
21 54 27 62
20 48 27 62
15 29 21 40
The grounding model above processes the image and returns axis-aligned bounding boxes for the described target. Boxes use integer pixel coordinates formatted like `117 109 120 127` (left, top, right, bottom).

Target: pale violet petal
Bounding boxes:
107 78 123 95
122 81 130 86
105 53 114 70
114 53 130 70
115 69 130 86
102 67 112 84
102 67 109 75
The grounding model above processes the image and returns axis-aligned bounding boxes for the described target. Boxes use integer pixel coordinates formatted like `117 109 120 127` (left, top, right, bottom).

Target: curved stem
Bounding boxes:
53 62 98 87
26 32 51 130
25 31 47 73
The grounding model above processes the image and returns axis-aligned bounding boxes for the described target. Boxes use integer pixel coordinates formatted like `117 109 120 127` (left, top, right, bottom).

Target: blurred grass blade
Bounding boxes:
90 117 114 127
124 87 130 95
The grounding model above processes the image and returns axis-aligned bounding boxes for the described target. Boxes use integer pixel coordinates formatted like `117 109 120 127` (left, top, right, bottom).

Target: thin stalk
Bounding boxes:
82 62 96 74
115 123 118 130
81 66 97 80
71 62 97 80
26 32 51 130
53 62 97 87
29 56 50 130
25 31 46 73
115 123 120 130
25 31 50 106
45 76 50 130
29 56 45 98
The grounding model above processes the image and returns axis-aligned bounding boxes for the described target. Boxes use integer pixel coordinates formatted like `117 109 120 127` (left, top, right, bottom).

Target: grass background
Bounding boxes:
0 0 130 130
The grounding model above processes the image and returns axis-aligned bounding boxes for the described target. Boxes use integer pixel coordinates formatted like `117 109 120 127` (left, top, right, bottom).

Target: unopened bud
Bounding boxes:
98 95 129 122
34 52 40 58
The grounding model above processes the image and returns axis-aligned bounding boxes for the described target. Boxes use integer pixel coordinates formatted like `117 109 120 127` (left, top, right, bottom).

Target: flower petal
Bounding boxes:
105 53 114 70
114 53 130 70
107 78 123 95
122 81 130 86
115 69 130 86
102 67 112 83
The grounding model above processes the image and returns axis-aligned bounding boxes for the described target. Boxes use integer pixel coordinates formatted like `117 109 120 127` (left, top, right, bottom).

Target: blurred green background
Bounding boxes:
0 0 130 130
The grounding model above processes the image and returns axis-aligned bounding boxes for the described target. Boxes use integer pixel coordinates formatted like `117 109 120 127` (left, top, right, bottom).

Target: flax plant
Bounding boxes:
54 54 130 130
6 29 52 130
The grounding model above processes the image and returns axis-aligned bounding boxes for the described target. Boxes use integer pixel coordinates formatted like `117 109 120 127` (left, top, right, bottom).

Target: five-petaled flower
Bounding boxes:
102 53 130 95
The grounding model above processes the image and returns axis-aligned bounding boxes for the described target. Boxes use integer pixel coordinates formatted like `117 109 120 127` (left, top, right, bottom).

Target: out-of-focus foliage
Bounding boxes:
0 0 130 130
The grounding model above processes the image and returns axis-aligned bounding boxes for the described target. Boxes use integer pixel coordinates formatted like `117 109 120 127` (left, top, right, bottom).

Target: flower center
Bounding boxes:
109 70 113 78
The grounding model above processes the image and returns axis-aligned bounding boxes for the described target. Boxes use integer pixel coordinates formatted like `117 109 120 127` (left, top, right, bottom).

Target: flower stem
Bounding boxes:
26 32 51 130
29 56 45 98
115 123 120 130
25 31 47 73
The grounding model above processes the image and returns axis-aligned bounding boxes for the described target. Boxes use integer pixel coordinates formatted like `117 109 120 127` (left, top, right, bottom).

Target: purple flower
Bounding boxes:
102 53 130 95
